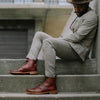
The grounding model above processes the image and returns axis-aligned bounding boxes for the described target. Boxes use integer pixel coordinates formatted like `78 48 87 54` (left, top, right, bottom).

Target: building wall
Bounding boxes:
44 9 72 37
0 1 73 59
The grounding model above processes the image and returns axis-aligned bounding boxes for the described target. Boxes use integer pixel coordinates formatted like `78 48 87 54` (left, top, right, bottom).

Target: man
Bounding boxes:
10 0 97 94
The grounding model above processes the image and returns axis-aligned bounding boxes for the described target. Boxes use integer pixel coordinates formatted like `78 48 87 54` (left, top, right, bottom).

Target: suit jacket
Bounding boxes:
61 8 98 61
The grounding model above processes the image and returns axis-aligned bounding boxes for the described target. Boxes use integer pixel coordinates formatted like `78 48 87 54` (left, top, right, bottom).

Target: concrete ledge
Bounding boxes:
0 4 72 9
0 92 100 100
0 7 72 19
0 59 97 75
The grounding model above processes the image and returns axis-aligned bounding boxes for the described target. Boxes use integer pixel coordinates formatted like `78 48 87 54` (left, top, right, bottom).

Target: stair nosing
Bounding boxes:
0 74 100 78
0 92 100 97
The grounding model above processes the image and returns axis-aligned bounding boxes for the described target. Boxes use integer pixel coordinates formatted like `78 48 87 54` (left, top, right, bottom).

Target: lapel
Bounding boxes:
71 17 83 32
71 8 92 32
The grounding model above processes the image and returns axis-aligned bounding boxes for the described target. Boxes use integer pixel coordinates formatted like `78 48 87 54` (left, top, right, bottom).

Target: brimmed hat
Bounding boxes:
67 0 92 4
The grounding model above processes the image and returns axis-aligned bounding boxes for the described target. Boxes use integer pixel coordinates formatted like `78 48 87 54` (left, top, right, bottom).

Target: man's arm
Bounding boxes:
63 17 97 42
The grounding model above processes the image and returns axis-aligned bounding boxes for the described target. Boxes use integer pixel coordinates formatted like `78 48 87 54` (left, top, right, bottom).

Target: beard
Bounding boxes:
74 9 88 17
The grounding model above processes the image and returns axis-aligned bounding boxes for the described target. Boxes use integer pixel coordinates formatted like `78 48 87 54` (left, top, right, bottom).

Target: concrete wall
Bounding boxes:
87 0 100 73
96 0 100 73
88 0 100 74
44 9 72 37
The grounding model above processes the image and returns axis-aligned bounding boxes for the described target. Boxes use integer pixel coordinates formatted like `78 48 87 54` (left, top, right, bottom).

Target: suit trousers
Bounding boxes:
27 31 80 77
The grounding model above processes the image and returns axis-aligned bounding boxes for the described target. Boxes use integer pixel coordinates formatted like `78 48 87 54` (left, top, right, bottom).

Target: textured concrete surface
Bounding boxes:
0 92 100 100
0 75 100 93
0 59 97 75
96 0 100 74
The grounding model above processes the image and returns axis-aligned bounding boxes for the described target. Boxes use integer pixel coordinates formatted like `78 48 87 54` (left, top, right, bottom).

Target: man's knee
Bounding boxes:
43 38 55 48
43 38 54 44
35 31 43 36
36 31 44 34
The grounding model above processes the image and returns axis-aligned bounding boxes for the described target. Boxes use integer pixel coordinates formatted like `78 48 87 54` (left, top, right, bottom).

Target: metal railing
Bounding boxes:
0 0 35 4
0 0 70 5
44 0 70 5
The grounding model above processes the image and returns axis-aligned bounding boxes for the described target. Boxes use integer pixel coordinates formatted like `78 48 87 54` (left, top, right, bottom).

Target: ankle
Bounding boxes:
28 59 36 64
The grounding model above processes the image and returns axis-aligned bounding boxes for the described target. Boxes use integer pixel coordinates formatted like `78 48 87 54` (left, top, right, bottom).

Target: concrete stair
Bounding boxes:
0 59 100 100
0 59 97 75
0 75 100 93
0 92 100 100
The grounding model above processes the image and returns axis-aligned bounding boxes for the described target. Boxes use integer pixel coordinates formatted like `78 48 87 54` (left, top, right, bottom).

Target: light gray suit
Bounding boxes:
27 8 97 77
62 8 98 61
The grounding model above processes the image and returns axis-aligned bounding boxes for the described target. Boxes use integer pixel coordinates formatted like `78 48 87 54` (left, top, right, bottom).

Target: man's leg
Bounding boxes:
10 31 52 75
26 38 80 94
43 38 80 77
26 31 52 60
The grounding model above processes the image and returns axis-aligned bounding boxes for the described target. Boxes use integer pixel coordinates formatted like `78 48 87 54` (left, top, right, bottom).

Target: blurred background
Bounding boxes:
0 0 95 59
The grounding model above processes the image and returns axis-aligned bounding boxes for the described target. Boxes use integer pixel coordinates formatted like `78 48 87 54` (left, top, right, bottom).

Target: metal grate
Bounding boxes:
0 0 34 4
0 29 27 59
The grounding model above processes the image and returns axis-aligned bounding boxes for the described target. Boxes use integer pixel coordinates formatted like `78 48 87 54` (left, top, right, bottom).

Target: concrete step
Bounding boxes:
0 92 100 100
0 75 100 93
0 59 97 75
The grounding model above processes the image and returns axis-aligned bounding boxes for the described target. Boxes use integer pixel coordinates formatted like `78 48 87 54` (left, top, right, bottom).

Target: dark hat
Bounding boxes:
67 0 92 4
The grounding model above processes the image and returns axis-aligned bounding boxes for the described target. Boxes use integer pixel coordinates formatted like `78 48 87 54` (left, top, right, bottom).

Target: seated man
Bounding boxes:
10 0 97 94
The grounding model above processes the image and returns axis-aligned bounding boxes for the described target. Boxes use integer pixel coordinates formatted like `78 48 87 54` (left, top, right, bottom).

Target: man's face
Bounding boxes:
73 3 89 17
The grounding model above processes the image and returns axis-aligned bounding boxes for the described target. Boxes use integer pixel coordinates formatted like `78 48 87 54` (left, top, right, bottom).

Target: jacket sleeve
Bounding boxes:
63 17 97 43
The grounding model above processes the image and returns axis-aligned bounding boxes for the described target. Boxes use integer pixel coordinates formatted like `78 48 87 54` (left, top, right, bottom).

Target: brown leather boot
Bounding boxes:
9 59 38 75
26 77 58 94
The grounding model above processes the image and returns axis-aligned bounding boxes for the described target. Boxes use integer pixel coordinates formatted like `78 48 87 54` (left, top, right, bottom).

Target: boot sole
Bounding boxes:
26 90 58 94
9 71 38 75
